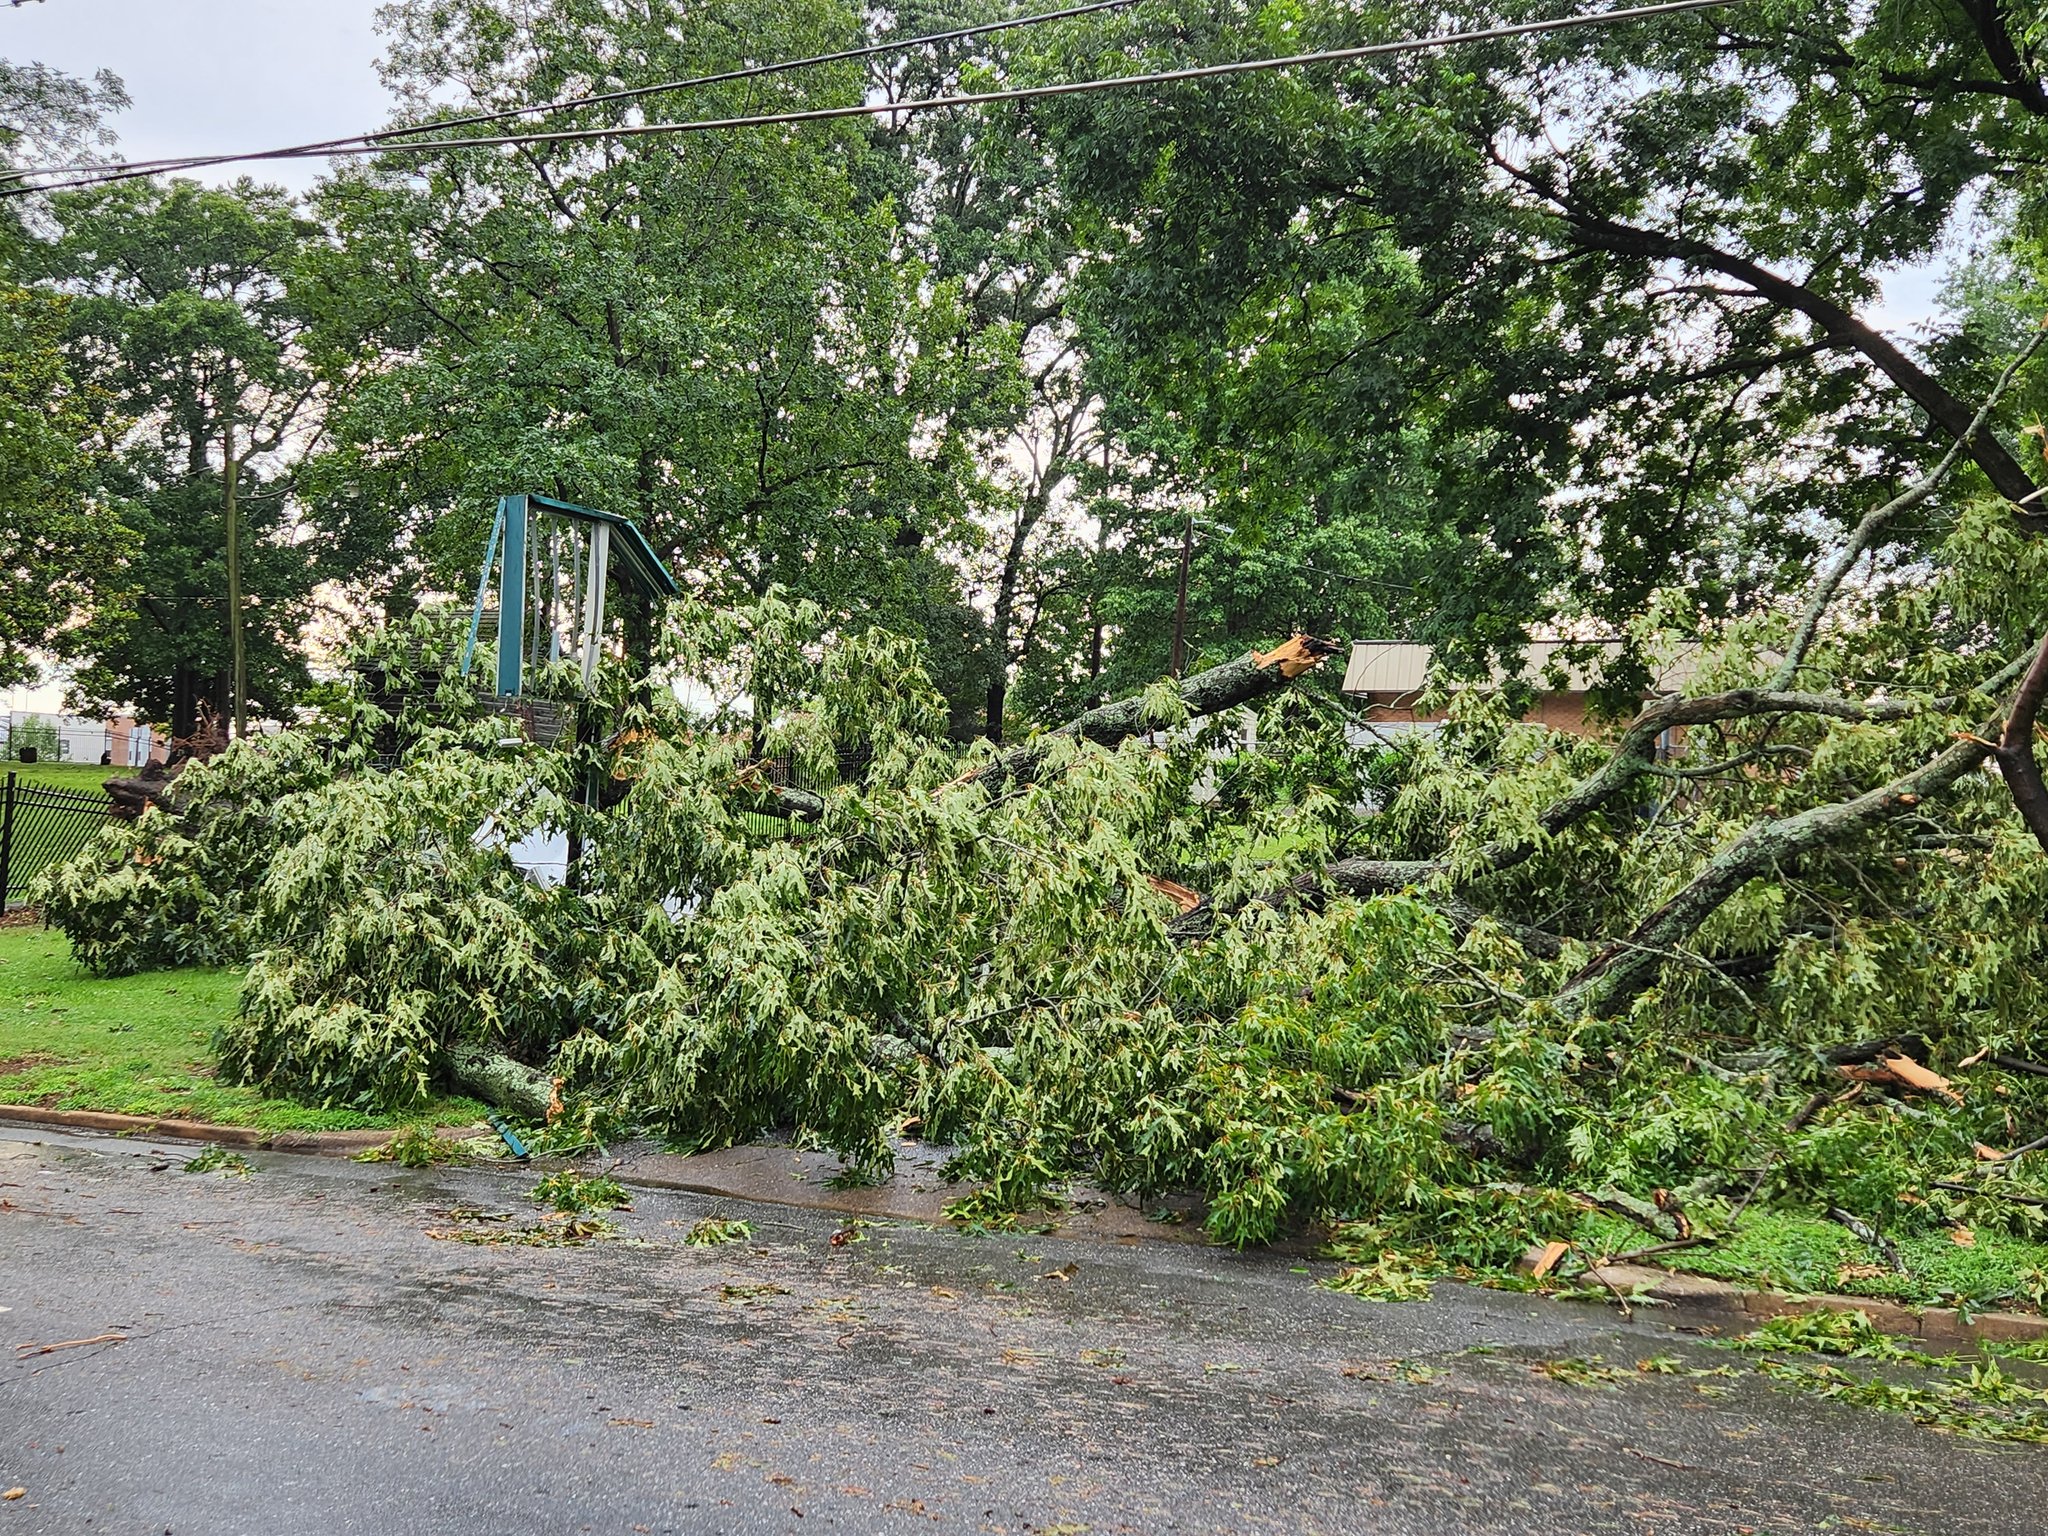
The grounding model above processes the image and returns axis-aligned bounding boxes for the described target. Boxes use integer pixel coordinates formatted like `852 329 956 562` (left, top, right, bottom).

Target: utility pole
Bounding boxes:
1087 439 1109 706
1168 509 1194 678
221 384 246 741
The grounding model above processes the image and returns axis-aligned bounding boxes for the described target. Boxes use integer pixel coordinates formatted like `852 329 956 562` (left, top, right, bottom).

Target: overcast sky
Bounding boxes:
4 0 393 193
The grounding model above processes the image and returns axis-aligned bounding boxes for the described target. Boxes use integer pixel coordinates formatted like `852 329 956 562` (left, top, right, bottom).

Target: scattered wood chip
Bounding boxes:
1975 1142 2010 1162
1521 1241 1571 1279
2 1488 22 1501
1035 1263 1077 1284
1951 1226 1976 1248
1959 1046 1992 1069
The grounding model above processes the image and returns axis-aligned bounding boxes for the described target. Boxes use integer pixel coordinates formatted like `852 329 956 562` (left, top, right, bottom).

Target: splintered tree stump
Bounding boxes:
103 763 180 821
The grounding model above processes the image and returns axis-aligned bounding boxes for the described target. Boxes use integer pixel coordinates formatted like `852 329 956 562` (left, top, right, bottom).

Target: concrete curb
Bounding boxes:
0 1104 472 1155
1581 1261 2048 1346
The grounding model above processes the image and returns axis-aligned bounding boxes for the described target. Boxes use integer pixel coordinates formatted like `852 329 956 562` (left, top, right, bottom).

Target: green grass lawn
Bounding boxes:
1572 1208 2048 1314
0 925 485 1132
4 762 121 795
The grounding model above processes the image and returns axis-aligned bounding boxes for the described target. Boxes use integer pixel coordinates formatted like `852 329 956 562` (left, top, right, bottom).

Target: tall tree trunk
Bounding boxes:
1169 512 1194 677
984 672 1008 746
170 666 199 742
1086 595 1104 709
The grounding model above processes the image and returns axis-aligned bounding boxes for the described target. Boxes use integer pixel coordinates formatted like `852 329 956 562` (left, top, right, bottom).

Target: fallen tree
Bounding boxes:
32 516 2048 1253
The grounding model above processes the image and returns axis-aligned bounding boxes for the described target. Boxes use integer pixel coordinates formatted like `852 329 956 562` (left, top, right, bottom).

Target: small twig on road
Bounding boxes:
1623 1446 1702 1472
1608 1235 1715 1267
1586 1261 1636 1319
14 1333 126 1357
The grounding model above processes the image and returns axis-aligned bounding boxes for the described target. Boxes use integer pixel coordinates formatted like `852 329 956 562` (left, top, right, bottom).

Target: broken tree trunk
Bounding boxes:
447 1047 554 1122
757 635 1343 822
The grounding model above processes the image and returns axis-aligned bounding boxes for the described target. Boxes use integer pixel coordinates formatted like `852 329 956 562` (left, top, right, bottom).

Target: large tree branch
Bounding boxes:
1963 0 2048 118
1560 702 2023 1017
1998 629 2048 855
754 636 1345 822
1524 188 2047 524
1221 690 1927 948
1775 324 2048 687
1471 690 1928 880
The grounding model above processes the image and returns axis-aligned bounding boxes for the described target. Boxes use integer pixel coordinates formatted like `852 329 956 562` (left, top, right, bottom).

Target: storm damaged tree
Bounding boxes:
32 0 2048 1260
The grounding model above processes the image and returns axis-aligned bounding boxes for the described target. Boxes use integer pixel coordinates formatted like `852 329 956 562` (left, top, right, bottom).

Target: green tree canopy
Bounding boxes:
1002 0 2048 684
300 0 1026 711
35 178 336 735
0 59 130 688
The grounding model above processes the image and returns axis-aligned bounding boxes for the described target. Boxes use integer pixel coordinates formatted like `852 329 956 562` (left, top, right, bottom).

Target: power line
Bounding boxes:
3 0 1741 198
1 0 1148 191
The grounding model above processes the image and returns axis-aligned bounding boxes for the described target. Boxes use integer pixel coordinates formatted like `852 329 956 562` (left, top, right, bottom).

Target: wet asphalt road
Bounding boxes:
0 1129 2043 1535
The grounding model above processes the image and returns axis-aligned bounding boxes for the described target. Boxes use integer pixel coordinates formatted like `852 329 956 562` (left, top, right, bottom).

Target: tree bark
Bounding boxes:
1998 628 2048 855
447 1047 554 1122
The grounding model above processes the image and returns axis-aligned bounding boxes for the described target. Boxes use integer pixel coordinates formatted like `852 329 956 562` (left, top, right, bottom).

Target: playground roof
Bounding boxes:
525 494 681 598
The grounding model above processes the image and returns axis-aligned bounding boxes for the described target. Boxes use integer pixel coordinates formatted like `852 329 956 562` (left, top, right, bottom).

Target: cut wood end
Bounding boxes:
1518 1240 1571 1279
1838 1056 1962 1105
1879 1053 1960 1101
1143 874 1205 914
1253 634 1343 679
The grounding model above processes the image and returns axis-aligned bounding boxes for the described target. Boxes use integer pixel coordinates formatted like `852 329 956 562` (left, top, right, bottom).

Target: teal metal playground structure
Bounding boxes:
460 493 680 701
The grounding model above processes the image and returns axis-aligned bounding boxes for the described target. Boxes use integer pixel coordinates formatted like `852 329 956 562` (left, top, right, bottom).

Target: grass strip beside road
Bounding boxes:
0 926 484 1132
1570 1208 2048 1315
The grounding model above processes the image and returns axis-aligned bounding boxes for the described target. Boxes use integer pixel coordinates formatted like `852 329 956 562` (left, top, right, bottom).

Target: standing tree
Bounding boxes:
0 59 132 687
1011 0 2048 679
301 0 1022 696
33 178 337 738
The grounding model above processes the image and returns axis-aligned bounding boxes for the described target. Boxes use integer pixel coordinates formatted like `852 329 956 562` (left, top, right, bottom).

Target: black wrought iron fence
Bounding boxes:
0 773 117 907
